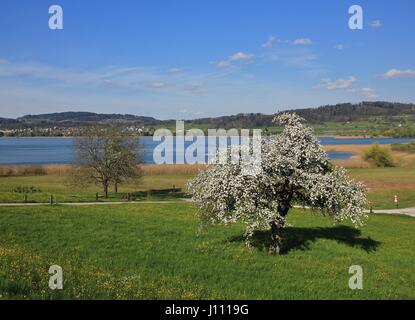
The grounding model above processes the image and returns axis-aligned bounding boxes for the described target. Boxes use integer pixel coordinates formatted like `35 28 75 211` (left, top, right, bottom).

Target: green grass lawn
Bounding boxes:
0 203 413 299
0 174 192 203
348 165 415 209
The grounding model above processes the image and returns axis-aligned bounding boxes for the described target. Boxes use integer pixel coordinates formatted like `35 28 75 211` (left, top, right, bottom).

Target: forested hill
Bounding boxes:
1 101 415 130
18 112 162 125
186 101 415 127
187 113 275 128
282 101 415 123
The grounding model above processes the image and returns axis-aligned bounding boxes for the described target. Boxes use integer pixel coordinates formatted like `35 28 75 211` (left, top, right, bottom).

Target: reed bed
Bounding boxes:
0 160 381 176
0 164 206 176
141 164 206 175
331 158 370 168
0 165 47 176
0 164 72 176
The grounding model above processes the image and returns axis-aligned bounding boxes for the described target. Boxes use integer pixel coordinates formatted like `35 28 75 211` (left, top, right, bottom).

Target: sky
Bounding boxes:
0 0 414 119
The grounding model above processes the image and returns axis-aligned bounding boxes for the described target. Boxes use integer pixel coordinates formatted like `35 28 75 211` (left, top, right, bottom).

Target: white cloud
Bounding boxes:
286 53 318 67
178 108 204 117
101 79 114 86
214 51 254 68
383 68 415 79
370 20 381 28
0 59 150 87
183 83 207 94
315 76 357 89
229 52 253 62
315 75 377 99
167 68 182 74
214 60 231 68
348 87 377 99
293 38 312 46
335 44 344 50
145 81 167 88
0 58 219 97
263 37 320 68
261 36 276 48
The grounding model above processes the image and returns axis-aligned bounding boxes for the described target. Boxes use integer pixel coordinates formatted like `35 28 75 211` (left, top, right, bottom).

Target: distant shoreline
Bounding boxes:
0 134 400 139
318 135 389 139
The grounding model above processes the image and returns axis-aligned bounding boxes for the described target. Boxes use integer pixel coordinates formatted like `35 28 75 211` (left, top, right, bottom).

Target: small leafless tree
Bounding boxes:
71 125 143 198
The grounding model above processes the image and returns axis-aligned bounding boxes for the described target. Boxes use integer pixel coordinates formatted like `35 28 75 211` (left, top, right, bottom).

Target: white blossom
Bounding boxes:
188 113 368 245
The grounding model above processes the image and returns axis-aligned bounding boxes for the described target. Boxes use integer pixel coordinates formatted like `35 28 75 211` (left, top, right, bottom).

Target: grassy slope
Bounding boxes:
0 203 413 299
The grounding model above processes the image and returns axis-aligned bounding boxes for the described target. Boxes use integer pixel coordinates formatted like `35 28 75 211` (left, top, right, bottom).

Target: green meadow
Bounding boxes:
0 158 414 300
0 203 414 300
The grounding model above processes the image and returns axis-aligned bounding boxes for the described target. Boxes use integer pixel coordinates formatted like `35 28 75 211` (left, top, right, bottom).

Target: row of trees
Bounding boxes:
71 125 143 198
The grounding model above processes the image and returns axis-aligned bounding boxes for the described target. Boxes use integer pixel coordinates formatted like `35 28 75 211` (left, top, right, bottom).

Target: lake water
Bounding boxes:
0 136 414 165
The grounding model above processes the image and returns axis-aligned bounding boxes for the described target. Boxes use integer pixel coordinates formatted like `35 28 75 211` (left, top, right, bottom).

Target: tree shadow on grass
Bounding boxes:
230 226 381 255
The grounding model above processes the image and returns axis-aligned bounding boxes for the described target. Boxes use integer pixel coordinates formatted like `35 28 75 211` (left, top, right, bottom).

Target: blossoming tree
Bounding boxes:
188 113 367 254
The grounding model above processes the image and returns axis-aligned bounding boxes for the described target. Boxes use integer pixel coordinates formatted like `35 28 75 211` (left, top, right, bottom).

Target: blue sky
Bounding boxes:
0 0 414 119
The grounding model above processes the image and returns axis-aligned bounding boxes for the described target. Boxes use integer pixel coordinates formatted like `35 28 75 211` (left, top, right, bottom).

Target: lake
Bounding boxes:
0 136 414 165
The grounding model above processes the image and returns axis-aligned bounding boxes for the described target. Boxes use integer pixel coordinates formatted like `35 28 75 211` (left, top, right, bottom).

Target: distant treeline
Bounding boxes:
284 101 415 123
19 112 161 124
186 113 275 128
185 101 415 128
1 101 415 131
0 112 164 129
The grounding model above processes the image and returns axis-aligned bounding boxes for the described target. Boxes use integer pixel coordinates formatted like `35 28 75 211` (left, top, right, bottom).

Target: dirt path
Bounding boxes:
0 201 184 207
365 207 415 217
0 201 414 217
292 206 415 217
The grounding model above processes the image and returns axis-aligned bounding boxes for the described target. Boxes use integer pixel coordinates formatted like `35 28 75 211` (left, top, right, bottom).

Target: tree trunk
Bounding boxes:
277 202 290 217
269 219 283 255
114 181 118 193
103 182 109 198
269 202 290 255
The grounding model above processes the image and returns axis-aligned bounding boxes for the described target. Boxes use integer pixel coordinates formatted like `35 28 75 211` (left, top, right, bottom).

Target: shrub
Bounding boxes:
12 186 42 194
364 143 395 167
391 142 415 154
383 125 415 138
